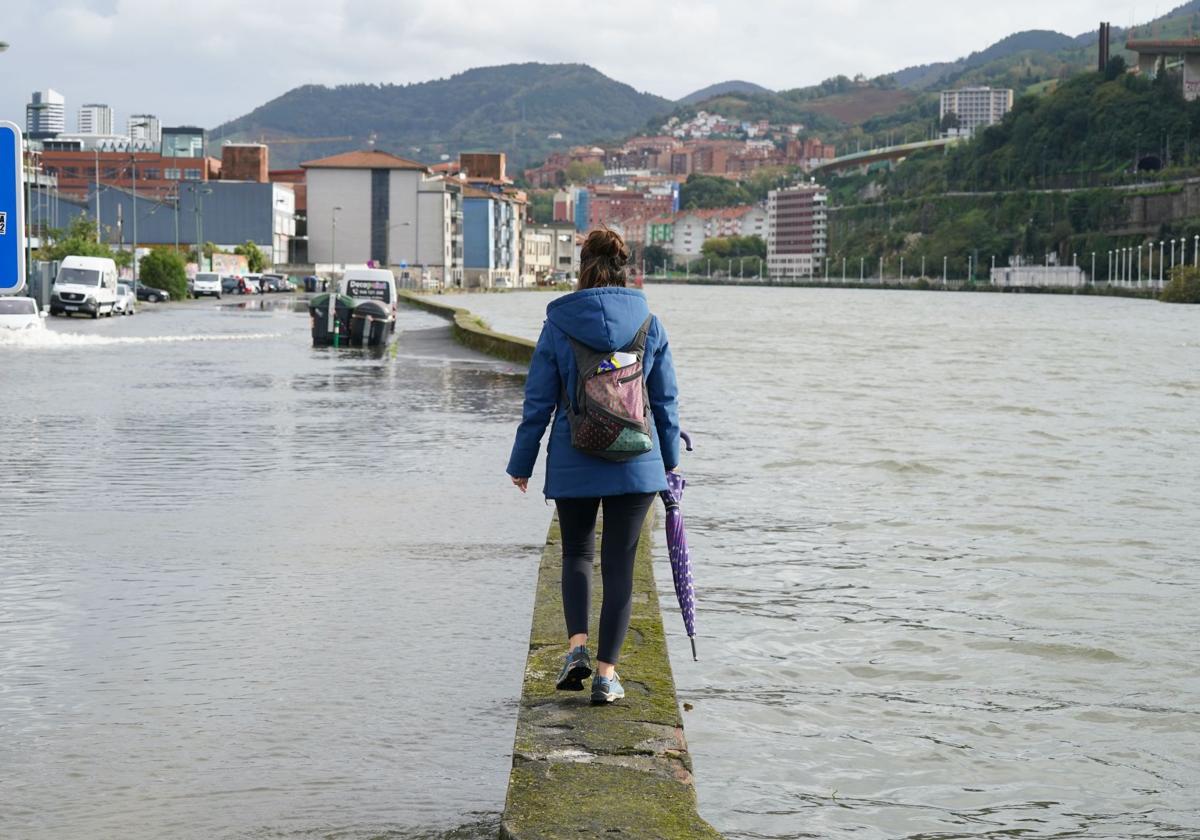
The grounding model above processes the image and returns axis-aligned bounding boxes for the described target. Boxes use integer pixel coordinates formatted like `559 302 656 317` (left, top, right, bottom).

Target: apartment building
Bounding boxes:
669 205 768 259
939 87 1014 134
27 89 66 139
767 183 828 278
463 184 519 288
77 104 113 135
129 115 162 145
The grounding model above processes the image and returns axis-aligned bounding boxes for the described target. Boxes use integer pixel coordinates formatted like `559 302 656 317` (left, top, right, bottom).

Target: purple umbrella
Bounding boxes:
661 431 698 661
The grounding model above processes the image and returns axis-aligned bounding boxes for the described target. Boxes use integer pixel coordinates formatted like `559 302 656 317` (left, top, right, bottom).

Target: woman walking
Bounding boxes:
507 228 680 705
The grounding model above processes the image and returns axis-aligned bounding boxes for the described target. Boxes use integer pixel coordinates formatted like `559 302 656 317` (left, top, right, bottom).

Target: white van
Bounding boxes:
341 268 398 321
192 271 222 299
50 256 119 318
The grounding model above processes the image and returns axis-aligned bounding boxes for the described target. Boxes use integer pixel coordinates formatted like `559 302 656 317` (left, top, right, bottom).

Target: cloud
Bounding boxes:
0 0 1149 135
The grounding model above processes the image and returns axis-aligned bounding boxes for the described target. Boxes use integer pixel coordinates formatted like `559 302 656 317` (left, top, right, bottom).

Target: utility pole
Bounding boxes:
1091 251 1095 285
94 149 101 242
942 255 947 285
131 155 139 295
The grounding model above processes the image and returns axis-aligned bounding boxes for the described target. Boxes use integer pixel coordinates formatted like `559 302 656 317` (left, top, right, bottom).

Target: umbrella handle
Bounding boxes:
680 430 694 452
690 636 697 661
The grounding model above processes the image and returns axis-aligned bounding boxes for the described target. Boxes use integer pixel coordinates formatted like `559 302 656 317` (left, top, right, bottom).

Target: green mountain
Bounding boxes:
679 81 773 104
210 63 673 170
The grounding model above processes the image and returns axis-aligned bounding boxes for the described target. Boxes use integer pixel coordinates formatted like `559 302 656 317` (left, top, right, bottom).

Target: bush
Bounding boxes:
1160 267 1200 303
138 249 188 300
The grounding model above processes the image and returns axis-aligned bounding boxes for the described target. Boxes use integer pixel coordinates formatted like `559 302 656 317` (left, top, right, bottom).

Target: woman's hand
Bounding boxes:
511 475 529 493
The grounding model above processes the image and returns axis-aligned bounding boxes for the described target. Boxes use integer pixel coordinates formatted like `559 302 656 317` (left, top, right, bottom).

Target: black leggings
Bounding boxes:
556 493 657 666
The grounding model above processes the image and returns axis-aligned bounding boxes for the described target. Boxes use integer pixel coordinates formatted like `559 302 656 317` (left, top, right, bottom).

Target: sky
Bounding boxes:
0 0 1174 133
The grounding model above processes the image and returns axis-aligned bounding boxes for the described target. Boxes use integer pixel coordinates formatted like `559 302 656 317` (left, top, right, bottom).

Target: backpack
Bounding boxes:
562 315 654 462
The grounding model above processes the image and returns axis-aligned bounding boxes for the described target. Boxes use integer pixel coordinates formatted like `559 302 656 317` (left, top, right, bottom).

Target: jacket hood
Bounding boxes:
546 288 650 352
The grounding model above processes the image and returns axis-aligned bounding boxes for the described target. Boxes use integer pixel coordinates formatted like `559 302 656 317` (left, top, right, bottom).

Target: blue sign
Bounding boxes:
0 121 25 295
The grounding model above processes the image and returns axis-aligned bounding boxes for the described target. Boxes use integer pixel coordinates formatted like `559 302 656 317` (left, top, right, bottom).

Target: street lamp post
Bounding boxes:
1138 245 1142 286
859 256 864 282
1090 251 1095 285
942 255 947 285
329 206 342 335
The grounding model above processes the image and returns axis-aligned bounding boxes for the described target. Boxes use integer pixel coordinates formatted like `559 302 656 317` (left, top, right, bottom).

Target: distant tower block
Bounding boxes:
1127 38 1200 100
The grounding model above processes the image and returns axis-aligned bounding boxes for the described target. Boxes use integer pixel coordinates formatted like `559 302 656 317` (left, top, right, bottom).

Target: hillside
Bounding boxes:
894 30 1078 90
679 80 773 104
210 63 673 170
826 64 1200 279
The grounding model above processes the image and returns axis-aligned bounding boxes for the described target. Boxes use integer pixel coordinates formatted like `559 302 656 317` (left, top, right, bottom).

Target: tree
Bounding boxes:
680 174 754 210
35 216 114 262
939 111 961 132
701 235 766 259
564 160 604 184
139 248 188 299
1161 266 1200 303
644 244 671 271
529 191 554 223
234 240 268 273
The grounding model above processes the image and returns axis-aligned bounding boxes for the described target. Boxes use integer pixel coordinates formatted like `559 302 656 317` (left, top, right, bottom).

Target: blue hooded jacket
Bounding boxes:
507 287 680 499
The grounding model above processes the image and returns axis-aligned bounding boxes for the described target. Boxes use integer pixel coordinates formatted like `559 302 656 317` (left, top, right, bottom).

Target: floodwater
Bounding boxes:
452 286 1200 840
0 299 547 840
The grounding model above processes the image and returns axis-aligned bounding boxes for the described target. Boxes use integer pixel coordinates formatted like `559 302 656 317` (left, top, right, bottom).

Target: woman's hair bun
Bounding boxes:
586 228 629 266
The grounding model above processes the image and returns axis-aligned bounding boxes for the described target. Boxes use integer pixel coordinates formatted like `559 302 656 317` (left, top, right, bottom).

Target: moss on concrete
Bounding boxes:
500 513 722 839
397 290 536 365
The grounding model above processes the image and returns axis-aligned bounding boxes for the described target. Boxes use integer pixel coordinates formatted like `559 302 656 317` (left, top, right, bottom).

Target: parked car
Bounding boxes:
243 274 262 293
0 297 47 331
49 255 119 318
192 271 222 299
114 283 137 315
135 284 171 303
221 276 241 295
237 277 259 295
261 273 292 292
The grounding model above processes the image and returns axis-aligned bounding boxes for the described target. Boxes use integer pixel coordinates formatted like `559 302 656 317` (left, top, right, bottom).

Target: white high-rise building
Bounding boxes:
128 114 162 145
939 87 1014 135
26 89 66 139
77 103 114 135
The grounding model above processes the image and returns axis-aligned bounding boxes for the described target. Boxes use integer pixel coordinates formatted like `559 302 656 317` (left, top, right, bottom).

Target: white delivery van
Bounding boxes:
192 272 222 299
341 268 398 321
50 256 120 318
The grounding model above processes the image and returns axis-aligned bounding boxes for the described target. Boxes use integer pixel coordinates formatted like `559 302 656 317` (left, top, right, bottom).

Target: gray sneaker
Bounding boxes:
590 672 625 705
555 645 592 691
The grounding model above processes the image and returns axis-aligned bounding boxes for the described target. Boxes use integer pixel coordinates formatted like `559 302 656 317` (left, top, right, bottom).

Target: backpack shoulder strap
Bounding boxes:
624 315 654 354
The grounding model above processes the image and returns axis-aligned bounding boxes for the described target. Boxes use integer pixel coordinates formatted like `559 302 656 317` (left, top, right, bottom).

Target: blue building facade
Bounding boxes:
29 181 293 263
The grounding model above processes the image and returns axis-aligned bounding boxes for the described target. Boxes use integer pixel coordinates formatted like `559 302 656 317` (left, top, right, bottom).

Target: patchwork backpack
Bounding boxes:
562 315 654 461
